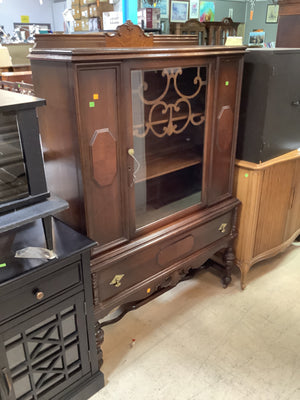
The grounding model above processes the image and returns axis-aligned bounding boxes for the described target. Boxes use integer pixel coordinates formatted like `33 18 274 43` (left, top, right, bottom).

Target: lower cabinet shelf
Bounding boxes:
0 218 104 400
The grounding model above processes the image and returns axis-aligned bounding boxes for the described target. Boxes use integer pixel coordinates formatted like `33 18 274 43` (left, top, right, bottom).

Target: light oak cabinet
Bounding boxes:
30 23 245 322
234 150 300 289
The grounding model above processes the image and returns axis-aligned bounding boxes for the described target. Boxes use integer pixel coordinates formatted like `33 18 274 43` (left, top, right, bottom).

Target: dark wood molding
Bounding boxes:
105 20 154 47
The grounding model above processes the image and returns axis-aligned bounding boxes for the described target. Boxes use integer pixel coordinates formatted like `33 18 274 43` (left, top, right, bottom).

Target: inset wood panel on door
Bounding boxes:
76 66 127 250
254 160 295 257
209 57 242 204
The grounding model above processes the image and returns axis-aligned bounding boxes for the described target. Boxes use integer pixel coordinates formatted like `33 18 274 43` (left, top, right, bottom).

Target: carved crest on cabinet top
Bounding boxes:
105 20 154 48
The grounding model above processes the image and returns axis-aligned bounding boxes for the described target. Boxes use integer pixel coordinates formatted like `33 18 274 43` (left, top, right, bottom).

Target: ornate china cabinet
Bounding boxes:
29 23 245 339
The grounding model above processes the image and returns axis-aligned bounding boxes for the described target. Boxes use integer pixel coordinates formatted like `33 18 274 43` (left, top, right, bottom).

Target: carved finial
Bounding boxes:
105 20 154 48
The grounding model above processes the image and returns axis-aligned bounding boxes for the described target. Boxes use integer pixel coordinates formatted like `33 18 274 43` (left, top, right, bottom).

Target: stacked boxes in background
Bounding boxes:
72 0 114 31
72 0 82 31
138 8 161 29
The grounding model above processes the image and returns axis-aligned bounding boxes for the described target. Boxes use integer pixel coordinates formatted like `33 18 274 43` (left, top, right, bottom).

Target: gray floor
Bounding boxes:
89 243 300 400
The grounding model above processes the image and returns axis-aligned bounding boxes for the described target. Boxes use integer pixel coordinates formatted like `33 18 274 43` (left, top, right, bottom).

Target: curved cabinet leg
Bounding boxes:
222 246 235 288
239 262 252 290
95 321 104 369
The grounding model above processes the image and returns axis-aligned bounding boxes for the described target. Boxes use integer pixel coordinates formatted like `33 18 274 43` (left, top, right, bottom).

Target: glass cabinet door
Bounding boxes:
131 66 207 229
0 111 29 203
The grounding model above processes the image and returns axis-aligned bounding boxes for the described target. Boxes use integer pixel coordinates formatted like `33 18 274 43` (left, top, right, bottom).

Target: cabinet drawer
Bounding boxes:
0 262 82 321
95 211 233 302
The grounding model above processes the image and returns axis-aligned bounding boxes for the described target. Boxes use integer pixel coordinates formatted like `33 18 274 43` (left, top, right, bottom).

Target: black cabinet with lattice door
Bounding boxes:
0 218 104 400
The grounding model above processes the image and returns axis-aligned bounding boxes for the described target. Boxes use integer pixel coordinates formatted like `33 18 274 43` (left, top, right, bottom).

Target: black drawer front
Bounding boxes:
0 262 82 321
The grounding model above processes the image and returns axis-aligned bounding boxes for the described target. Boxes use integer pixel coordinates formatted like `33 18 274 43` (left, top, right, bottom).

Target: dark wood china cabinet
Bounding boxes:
29 23 245 329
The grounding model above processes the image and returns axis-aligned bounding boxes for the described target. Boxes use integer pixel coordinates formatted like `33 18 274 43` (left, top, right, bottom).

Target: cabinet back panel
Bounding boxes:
77 67 126 247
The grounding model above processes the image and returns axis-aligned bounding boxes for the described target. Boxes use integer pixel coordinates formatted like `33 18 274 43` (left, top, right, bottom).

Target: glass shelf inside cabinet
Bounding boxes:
131 66 207 229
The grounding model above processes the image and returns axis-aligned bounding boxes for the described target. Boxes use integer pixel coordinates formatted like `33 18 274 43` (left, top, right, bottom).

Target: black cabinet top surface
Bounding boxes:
0 217 95 286
0 89 45 111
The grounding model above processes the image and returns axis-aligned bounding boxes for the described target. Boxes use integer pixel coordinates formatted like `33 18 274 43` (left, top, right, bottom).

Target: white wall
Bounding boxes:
52 0 66 32
215 1 246 23
0 0 54 35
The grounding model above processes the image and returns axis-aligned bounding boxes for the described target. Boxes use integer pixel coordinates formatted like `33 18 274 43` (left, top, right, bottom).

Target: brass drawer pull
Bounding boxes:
218 223 227 233
110 274 124 288
33 289 45 300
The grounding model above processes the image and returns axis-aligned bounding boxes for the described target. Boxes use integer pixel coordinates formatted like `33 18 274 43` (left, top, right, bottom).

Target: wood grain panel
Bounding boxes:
234 151 300 288
94 211 232 302
90 129 117 187
216 105 234 152
233 166 264 288
77 66 125 248
284 158 300 240
158 236 194 266
276 15 300 47
253 160 294 256
31 61 86 233
208 56 241 204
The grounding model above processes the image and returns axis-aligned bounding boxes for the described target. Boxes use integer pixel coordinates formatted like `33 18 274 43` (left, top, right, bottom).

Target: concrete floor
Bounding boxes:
89 243 300 400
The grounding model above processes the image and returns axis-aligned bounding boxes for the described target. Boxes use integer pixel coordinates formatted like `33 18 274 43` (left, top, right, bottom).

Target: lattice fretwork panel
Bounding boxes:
4 304 83 400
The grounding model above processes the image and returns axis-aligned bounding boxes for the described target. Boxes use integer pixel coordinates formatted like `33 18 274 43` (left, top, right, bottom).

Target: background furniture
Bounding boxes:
276 0 300 47
237 48 300 164
178 19 207 44
0 47 12 68
234 150 300 289
207 18 239 45
30 23 245 329
0 71 32 84
170 18 239 45
4 44 32 66
0 45 31 74
235 47 300 288
0 218 104 400
0 90 49 213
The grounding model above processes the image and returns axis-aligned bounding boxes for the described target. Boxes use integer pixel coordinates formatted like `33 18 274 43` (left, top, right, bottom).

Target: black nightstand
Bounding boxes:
0 217 104 400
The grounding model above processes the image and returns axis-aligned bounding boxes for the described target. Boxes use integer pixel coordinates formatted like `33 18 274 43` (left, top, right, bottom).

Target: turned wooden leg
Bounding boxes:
95 321 104 369
222 246 235 288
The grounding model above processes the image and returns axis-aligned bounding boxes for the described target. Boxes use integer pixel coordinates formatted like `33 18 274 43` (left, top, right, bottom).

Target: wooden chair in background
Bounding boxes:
208 18 238 45
179 19 207 45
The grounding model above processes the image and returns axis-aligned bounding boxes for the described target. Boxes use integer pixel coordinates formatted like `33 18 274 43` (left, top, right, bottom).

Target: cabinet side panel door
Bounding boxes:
31 61 86 233
208 56 243 205
76 66 127 249
254 160 295 256
284 158 300 241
